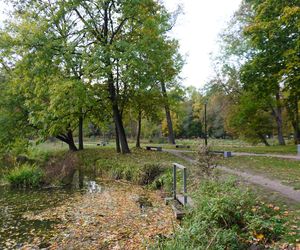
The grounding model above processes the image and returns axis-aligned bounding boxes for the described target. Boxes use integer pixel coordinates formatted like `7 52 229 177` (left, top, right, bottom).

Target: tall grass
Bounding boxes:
6 164 44 188
158 179 286 249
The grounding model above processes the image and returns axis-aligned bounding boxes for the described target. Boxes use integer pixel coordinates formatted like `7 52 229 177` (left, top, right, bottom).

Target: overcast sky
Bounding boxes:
163 0 242 88
0 0 242 88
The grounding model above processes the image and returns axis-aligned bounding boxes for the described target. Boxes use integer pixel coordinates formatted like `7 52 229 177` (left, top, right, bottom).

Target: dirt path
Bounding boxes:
232 152 300 161
164 149 300 161
165 149 300 203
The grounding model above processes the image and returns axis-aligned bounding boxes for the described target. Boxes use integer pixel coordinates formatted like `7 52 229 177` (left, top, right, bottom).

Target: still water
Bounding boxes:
0 169 99 249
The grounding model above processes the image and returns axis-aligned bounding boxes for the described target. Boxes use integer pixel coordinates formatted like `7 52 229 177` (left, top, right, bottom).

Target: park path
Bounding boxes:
164 149 300 203
232 152 300 161
164 149 300 161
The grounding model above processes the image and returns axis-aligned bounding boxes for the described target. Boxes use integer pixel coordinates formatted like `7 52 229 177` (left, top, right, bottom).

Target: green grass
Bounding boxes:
219 156 300 189
235 175 300 246
142 139 297 155
6 164 44 188
158 179 289 249
213 145 297 155
32 138 299 156
75 148 191 190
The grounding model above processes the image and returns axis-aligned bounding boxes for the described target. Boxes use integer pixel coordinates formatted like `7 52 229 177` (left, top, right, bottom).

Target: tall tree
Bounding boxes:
0 6 96 151
64 0 181 152
242 0 300 145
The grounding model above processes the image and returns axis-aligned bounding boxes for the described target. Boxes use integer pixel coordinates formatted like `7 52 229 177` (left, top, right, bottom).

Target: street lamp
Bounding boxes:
204 101 208 146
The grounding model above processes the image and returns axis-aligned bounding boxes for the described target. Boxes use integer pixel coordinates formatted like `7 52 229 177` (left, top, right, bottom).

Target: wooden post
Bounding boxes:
183 167 187 205
173 164 177 200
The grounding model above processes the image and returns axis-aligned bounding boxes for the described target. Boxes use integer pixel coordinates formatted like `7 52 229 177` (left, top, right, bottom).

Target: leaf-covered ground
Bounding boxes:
22 180 177 249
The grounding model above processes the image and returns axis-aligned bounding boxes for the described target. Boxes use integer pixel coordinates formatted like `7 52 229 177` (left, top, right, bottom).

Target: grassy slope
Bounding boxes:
216 171 300 246
220 156 300 190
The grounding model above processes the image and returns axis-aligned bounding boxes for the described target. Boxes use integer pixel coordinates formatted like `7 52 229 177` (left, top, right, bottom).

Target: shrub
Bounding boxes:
150 169 178 192
6 164 44 188
158 179 286 249
109 165 124 180
195 145 219 177
137 163 163 185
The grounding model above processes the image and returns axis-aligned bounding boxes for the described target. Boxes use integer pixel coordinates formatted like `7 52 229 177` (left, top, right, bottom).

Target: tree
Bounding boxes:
64 0 181 152
1 0 182 154
0 6 96 151
227 91 274 145
242 0 300 145
0 69 34 155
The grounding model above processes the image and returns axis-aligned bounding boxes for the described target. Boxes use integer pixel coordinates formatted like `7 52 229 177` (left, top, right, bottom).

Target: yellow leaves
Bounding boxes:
24 181 176 249
254 233 265 241
283 211 289 216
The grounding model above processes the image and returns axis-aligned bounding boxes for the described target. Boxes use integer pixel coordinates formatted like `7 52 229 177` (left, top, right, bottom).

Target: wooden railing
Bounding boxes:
173 163 188 206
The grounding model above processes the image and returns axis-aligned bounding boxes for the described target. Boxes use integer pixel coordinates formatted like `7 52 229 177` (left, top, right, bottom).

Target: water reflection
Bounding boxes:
88 181 102 193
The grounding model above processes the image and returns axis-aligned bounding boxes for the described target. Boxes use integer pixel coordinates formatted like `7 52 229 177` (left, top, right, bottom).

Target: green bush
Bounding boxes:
136 163 163 185
95 160 164 186
150 169 173 191
158 179 286 249
6 164 44 188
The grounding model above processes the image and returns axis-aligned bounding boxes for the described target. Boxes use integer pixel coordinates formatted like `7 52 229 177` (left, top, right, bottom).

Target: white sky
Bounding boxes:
163 0 242 88
0 0 242 88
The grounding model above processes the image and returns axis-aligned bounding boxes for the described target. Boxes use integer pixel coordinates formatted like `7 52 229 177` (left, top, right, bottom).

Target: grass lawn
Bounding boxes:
143 139 298 155
32 138 299 156
220 156 300 190
213 144 297 155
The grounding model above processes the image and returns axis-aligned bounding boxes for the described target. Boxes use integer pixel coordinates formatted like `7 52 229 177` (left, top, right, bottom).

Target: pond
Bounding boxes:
0 171 175 249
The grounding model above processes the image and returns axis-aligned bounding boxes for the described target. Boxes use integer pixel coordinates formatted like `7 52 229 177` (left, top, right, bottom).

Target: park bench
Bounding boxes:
145 146 162 151
175 144 191 149
97 141 109 146
211 150 232 158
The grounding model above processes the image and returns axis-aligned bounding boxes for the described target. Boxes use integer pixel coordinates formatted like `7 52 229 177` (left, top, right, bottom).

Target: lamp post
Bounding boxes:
204 101 208 146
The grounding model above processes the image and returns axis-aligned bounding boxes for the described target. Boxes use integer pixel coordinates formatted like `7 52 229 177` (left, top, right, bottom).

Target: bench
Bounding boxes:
146 146 162 151
211 150 232 158
97 141 108 146
175 145 191 149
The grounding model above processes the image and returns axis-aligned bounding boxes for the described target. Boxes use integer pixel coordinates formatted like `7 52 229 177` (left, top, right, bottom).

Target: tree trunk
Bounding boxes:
275 93 285 145
160 82 176 144
115 123 121 153
270 93 285 145
108 73 130 154
293 95 300 144
67 130 78 151
292 121 300 145
56 129 78 151
78 115 84 150
113 106 130 153
136 111 142 148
